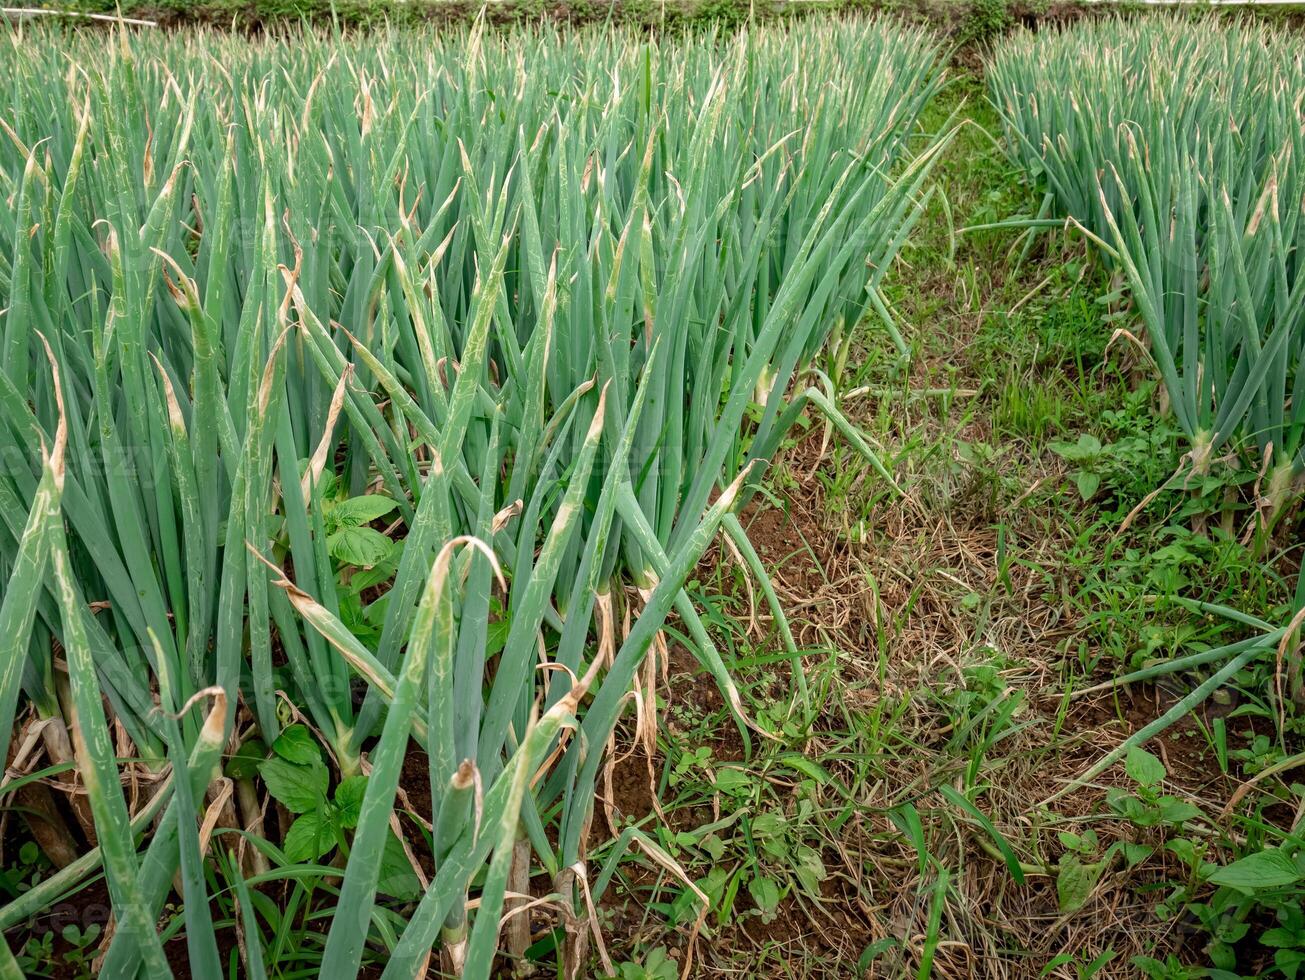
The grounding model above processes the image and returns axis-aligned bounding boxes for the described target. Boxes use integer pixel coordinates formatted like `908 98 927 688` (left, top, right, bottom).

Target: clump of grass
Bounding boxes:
0 18 947 976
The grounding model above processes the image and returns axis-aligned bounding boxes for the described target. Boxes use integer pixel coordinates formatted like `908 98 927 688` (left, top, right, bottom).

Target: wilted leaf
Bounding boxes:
1056 853 1105 912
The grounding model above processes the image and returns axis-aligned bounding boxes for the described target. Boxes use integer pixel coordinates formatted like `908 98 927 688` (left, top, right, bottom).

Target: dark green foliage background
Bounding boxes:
22 0 1305 39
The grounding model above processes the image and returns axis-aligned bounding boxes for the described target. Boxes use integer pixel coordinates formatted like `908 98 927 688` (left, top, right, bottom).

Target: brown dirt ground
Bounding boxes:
592 420 1288 978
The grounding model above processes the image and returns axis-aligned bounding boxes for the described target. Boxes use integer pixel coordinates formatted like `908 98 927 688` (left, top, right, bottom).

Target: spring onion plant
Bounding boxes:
0 18 945 976
989 18 1305 517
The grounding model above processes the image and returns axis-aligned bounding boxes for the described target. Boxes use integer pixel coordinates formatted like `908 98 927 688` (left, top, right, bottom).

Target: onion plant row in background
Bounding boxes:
989 18 1305 521
0 19 945 977
986 20 1305 929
